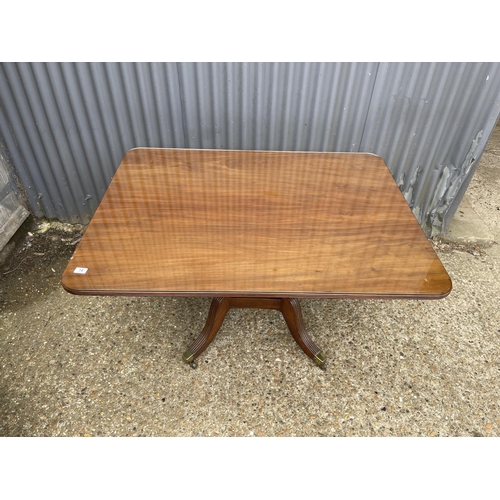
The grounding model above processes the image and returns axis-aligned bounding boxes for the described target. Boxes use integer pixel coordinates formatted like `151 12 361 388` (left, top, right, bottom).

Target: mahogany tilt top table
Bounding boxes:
62 148 452 369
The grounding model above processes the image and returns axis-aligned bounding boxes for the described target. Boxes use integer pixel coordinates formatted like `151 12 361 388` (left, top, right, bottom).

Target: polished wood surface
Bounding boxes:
62 148 451 299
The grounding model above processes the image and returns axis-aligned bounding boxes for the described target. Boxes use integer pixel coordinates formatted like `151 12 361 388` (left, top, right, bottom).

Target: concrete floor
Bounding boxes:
1 130 499 437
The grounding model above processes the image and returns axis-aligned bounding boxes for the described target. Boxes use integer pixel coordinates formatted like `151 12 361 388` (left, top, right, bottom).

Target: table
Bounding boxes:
61 148 452 369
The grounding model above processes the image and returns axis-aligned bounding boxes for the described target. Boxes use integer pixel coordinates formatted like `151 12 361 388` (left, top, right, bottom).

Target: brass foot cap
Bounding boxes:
183 347 195 363
314 351 326 366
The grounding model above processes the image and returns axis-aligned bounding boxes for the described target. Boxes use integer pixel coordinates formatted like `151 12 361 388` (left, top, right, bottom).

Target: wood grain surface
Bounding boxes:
62 148 452 299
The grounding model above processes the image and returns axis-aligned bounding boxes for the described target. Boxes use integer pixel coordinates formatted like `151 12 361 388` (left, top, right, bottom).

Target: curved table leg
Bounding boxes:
182 296 325 368
182 297 230 367
280 298 326 368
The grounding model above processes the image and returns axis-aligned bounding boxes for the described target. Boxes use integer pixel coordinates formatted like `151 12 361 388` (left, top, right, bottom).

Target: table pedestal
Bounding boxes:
182 297 326 369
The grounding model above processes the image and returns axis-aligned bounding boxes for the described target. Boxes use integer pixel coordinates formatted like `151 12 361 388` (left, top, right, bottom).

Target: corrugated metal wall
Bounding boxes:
361 62 500 235
1 62 499 235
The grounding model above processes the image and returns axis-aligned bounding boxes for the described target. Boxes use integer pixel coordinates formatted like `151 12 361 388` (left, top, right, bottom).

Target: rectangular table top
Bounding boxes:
62 148 452 299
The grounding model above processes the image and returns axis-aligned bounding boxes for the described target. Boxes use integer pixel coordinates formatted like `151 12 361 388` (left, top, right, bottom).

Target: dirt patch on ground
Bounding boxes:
0 217 86 314
430 237 490 258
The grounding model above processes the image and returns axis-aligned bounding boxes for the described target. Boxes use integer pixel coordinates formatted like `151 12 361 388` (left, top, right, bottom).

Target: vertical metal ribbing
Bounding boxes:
0 63 49 217
31 62 91 221
69 63 114 196
46 63 100 216
18 62 82 220
88 62 124 177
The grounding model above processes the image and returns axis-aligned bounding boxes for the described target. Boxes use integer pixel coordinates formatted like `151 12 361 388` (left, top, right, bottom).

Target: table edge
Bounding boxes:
61 281 452 300
126 147 384 158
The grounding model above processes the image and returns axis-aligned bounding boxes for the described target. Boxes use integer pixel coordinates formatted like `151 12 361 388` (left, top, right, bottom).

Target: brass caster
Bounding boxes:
182 347 195 363
183 347 198 368
314 351 326 369
318 363 327 371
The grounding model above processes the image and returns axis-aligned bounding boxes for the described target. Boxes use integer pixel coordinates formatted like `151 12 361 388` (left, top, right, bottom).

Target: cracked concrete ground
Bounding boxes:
1 128 499 437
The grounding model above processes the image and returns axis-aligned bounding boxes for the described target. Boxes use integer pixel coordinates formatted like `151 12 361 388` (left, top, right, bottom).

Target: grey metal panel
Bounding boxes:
1 62 500 236
0 62 184 223
360 62 500 235
177 62 377 151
